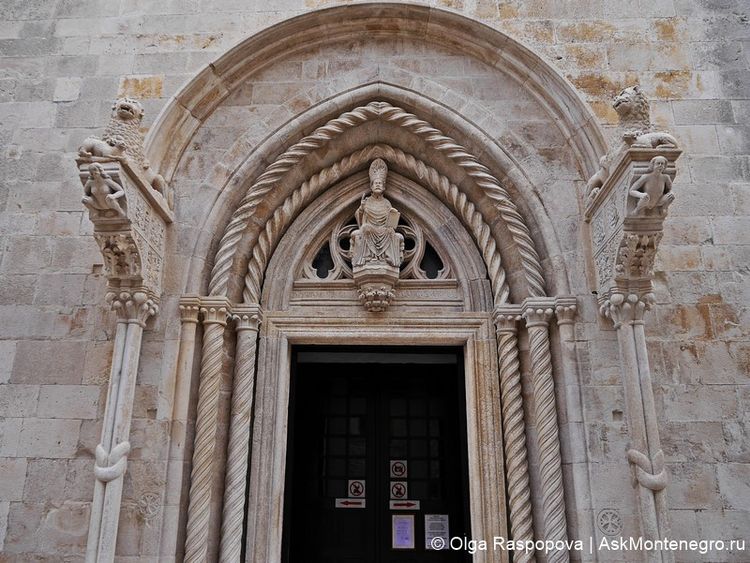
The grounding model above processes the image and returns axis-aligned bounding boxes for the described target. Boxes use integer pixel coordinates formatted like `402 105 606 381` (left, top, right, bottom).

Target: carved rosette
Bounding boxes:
77 159 173 303
585 147 681 305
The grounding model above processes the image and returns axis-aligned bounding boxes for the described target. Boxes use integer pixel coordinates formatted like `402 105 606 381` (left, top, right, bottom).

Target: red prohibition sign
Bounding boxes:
350 481 364 497
391 482 406 498
392 462 406 476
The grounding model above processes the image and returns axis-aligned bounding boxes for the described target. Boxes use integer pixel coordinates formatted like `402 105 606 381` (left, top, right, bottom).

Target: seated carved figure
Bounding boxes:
350 159 404 268
629 156 674 217
82 163 127 218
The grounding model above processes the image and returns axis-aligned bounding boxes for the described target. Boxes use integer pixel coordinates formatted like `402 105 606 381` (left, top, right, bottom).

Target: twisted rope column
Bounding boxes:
494 307 535 563
219 306 262 563
184 298 230 563
523 299 569 563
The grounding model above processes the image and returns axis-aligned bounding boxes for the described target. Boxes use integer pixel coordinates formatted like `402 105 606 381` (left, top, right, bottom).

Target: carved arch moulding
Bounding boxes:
174 96 582 563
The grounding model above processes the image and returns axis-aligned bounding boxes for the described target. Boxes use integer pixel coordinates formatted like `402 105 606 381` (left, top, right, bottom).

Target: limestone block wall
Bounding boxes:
0 0 747 561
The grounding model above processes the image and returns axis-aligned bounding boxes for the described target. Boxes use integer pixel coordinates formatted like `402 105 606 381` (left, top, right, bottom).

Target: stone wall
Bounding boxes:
0 0 747 561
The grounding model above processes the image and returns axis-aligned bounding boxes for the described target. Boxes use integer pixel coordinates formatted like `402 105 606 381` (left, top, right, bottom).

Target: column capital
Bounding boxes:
179 295 202 324
521 297 555 328
554 296 578 326
200 296 231 326
106 290 158 326
493 305 522 333
600 292 655 328
231 304 262 332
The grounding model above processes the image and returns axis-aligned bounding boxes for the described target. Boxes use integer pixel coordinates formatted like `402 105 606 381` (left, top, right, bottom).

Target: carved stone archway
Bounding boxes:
74 5 655 563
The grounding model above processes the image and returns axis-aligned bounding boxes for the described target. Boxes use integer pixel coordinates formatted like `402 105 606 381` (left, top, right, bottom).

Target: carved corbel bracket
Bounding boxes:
585 147 682 309
77 159 173 305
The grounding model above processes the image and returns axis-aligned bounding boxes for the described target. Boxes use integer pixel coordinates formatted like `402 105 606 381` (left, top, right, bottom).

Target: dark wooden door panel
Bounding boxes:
283 351 470 563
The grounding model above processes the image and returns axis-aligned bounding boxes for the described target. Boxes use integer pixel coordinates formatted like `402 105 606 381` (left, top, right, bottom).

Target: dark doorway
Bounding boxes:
282 347 471 563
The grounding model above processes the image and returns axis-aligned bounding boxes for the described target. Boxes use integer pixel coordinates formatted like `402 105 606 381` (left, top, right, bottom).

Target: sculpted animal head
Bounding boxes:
612 86 650 124
111 97 144 122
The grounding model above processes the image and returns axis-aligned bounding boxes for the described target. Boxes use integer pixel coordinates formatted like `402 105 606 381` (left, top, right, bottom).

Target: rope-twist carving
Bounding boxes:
496 326 535 562
526 311 568 562
93 441 131 483
184 314 226 563
243 144 509 304
219 317 260 562
627 448 668 491
209 101 545 302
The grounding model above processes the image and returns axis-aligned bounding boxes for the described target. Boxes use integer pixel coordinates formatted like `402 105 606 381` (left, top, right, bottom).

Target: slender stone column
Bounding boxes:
603 293 671 563
220 305 262 563
494 307 535 563
185 297 230 563
159 296 201 557
523 298 569 563
85 291 158 563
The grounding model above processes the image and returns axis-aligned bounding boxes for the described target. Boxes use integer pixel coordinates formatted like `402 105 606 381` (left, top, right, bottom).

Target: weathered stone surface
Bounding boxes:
0 1 747 560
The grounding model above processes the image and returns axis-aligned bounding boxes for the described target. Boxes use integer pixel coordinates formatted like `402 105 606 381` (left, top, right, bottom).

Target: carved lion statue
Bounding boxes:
78 97 173 210
612 86 677 149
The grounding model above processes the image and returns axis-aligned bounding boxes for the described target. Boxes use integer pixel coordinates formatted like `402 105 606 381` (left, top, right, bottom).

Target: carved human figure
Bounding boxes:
350 159 404 268
82 163 127 218
629 156 674 217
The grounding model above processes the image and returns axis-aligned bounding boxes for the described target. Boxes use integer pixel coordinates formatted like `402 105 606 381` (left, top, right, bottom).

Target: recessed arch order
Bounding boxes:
151 6 602 563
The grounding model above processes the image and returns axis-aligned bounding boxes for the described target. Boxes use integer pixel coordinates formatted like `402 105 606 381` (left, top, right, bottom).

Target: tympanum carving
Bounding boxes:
347 159 404 311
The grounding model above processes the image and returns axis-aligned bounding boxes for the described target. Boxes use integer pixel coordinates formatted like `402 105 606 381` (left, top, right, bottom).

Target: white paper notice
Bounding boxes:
425 514 449 550
392 514 415 549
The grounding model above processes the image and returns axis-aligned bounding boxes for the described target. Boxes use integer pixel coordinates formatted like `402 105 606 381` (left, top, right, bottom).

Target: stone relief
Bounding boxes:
351 159 404 269
302 214 449 283
596 509 623 536
350 159 404 311
82 163 127 219
613 86 678 149
628 156 674 217
586 86 678 202
78 97 173 210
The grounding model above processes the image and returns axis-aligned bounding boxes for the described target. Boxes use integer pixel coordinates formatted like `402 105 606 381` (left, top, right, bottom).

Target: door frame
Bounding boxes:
244 313 509 563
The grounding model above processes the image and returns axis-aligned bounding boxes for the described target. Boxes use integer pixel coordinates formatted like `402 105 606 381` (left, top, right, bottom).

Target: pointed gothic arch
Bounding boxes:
146 5 604 562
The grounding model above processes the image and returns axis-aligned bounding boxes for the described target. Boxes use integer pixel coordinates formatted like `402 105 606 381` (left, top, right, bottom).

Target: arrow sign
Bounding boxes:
390 499 421 510
336 498 366 508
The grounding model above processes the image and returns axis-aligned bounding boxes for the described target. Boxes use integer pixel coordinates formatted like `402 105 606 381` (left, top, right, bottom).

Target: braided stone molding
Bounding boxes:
208 101 545 300
93 442 131 483
219 306 262 563
494 308 535 563
522 299 569 563
184 299 230 563
243 143 510 304
627 448 668 491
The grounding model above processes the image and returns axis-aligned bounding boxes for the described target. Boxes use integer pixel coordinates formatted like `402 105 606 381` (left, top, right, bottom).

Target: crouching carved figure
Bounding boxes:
350 159 404 311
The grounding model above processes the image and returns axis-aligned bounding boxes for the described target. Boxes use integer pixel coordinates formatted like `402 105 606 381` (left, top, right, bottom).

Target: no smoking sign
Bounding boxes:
390 481 408 499
348 480 366 498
